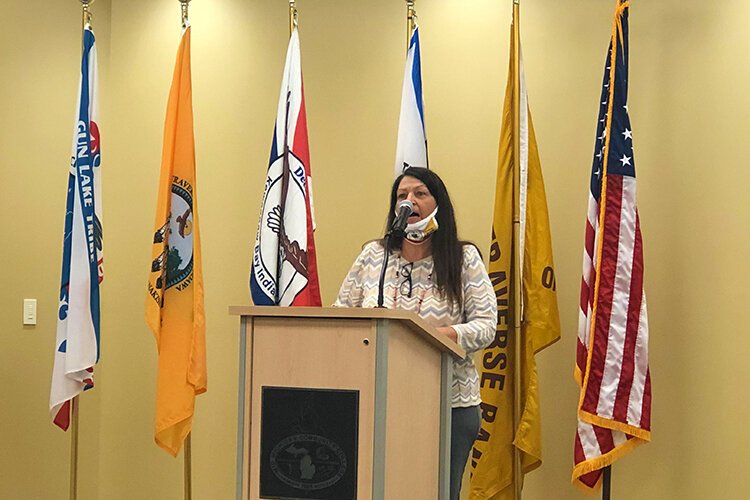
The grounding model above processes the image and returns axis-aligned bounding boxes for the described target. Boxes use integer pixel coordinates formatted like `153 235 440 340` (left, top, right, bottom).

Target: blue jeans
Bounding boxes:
450 405 480 500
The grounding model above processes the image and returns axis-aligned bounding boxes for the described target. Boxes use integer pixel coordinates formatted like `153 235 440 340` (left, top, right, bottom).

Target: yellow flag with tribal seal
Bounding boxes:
145 25 206 457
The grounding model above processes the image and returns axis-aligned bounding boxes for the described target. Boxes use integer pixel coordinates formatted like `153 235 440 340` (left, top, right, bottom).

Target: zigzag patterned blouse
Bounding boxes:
334 241 497 407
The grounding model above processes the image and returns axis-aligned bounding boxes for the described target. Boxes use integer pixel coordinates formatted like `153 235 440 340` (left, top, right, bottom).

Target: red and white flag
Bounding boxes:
250 28 321 307
573 1 651 490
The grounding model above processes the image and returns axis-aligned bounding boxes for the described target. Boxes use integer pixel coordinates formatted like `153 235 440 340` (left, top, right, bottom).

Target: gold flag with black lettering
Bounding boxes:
469 23 560 499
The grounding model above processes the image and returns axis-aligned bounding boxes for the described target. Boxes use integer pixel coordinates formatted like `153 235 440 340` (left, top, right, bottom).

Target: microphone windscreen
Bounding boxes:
398 199 413 211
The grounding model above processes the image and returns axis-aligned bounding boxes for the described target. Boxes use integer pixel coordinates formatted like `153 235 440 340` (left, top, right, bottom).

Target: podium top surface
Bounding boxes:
229 305 465 359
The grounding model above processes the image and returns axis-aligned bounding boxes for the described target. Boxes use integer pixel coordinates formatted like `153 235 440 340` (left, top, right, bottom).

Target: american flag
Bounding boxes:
573 1 651 490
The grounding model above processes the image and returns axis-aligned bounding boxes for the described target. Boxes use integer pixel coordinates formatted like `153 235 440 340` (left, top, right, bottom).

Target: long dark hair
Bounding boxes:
383 167 467 307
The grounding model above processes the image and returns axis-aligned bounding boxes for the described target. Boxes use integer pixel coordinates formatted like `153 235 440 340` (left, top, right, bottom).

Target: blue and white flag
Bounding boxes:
49 26 103 431
394 25 428 177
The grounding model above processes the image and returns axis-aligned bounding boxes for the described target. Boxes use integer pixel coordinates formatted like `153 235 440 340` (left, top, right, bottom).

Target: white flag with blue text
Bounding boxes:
394 26 428 177
49 25 104 431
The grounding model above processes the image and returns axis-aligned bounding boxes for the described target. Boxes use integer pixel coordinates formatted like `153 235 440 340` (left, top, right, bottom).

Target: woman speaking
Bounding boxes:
334 167 497 500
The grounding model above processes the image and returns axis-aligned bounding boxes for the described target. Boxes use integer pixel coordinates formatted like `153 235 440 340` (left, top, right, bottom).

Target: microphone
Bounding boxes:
390 199 414 236
378 199 413 307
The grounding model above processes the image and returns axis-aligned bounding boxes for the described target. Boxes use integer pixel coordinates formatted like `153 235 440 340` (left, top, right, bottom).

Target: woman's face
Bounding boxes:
395 176 437 223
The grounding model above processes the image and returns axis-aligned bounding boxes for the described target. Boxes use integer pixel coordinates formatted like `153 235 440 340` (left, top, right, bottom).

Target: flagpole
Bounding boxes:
69 396 80 500
184 434 193 500
601 6 619 499
289 0 297 36
406 0 416 49
511 1 523 499
178 5 194 498
70 4 93 499
602 465 611 500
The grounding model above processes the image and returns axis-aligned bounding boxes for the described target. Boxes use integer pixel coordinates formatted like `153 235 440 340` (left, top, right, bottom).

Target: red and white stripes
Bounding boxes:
574 174 651 489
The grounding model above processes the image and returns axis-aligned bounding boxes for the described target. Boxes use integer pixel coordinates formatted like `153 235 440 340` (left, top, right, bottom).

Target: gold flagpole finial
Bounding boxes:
180 0 191 28
80 0 94 28
405 0 417 49
289 1 298 36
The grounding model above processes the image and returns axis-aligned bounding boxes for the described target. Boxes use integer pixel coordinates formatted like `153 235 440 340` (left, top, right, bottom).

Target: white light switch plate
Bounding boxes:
23 299 37 326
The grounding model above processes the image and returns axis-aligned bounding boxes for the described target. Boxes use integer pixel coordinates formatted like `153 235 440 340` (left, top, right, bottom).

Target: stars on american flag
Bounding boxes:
592 50 635 178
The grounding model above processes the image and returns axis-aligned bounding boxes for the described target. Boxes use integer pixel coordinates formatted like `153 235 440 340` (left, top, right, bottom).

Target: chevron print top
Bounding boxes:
335 241 497 407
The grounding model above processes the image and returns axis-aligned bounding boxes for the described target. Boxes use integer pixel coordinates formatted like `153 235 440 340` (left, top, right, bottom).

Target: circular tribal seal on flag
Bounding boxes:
165 181 194 289
150 178 195 299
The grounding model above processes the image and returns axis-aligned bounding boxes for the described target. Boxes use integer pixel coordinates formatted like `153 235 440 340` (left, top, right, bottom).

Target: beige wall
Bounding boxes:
1 0 748 499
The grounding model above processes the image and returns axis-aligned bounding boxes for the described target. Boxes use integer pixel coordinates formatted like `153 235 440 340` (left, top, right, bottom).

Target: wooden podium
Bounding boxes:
229 306 465 500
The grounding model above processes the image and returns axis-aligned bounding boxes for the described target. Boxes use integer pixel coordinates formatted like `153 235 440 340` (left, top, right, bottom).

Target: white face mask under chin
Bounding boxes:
404 206 439 242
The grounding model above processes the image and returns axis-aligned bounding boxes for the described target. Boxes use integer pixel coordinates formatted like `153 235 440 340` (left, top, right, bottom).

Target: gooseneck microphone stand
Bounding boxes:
377 231 395 308
378 221 409 308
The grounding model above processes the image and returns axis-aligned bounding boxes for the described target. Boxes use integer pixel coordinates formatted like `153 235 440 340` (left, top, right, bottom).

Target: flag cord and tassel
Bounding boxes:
405 0 417 50
69 396 80 500
511 0 523 499
289 0 298 36
180 0 190 29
